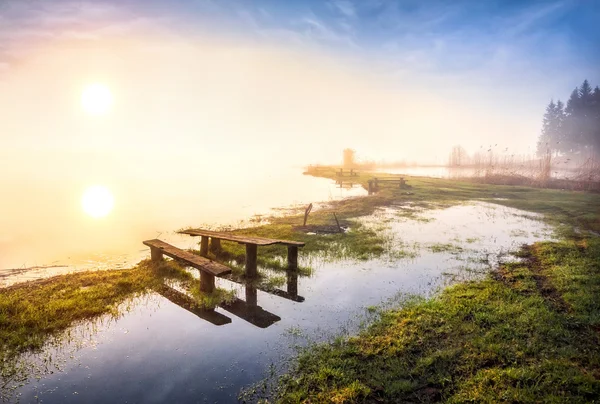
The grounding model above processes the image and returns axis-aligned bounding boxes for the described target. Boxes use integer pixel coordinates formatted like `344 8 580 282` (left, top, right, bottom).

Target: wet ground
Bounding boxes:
5 201 555 403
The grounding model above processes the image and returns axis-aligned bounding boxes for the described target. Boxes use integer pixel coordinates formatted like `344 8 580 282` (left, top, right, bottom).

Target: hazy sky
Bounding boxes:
1 0 599 164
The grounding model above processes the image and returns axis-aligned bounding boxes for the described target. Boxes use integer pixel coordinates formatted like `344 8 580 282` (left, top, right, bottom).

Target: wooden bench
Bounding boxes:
368 177 408 194
335 168 359 177
179 229 305 277
143 239 231 293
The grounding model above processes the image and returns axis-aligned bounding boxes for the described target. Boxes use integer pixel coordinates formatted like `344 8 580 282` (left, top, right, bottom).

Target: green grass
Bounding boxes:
268 168 600 403
274 238 600 403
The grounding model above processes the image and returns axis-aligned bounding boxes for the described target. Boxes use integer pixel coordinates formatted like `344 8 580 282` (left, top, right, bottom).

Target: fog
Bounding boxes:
0 27 565 269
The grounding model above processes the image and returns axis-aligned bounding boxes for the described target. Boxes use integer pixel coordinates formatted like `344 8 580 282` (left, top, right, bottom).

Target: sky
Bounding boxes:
1 0 599 165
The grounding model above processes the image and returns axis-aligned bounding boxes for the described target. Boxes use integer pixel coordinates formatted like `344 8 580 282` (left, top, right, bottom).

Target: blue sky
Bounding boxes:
1 0 599 162
2 0 599 89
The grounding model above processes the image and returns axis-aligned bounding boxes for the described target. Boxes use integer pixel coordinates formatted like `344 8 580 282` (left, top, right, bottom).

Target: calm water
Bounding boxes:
0 168 366 287
6 201 555 403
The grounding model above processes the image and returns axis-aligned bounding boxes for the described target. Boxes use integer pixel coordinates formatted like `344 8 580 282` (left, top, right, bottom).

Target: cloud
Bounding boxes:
329 0 356 18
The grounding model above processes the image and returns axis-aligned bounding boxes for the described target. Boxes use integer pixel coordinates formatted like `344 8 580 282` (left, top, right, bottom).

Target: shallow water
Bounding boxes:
0 169 366 287
6 201 555 403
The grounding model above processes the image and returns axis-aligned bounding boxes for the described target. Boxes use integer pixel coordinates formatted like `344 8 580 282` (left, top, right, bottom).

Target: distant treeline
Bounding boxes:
537 79 600 159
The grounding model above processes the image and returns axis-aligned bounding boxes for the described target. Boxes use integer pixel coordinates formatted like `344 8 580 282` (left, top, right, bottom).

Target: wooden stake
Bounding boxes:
333 212 342 233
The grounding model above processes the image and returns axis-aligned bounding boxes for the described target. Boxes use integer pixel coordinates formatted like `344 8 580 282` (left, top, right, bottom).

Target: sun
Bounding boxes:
82 186 114 218
81 83 113 115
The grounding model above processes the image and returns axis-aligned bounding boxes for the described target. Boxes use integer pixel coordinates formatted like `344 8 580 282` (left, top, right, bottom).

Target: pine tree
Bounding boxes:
538 80 600 159
537 100 561 156
563 86 582 154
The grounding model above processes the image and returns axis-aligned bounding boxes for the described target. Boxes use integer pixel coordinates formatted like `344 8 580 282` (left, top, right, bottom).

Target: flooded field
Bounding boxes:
5 201 555 403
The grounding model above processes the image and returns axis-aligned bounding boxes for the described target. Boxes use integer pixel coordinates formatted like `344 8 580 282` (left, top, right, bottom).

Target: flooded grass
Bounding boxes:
2 170 599 402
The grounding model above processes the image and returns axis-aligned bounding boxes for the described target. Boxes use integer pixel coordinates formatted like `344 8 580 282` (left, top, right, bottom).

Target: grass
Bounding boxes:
273 238 600 403
267 168 600 403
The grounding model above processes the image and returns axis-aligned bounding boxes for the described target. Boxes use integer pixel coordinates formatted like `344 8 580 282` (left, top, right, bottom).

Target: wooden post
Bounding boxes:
287 245 298 270
287 270 298 298
200 236 209 256
209 238 221 254
150 247 163 262
333 212 342 233
303 203 313 226
368 180 373 195
245 285 257 307
245 243 258 277
200 271 215 293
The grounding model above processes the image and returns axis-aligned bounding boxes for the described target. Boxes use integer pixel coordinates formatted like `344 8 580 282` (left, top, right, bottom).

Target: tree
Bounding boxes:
538 80 600 159
536 100 563 157
448 145 468 166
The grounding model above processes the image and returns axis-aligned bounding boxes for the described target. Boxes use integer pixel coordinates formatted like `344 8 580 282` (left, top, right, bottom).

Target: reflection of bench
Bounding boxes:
179 229 305 277
154 284 231 326
143 239 231 293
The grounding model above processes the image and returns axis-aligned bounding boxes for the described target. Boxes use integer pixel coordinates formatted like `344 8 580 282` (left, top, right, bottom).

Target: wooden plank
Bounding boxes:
180 229 305 247
143 239 231 277
154 285 231 326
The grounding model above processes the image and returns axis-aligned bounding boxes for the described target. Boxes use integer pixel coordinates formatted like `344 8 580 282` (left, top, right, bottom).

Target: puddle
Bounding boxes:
5 201 555 403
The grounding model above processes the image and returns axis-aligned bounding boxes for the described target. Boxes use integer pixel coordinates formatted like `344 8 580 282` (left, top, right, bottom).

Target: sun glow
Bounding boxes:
81 83 113 115
81 186 114 218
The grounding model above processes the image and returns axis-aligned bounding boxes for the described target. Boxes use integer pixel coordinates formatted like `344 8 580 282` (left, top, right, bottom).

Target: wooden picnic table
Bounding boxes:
179 229 305 277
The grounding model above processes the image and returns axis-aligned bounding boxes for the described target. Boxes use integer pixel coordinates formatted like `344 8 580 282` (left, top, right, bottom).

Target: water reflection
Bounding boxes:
0 171 366 287
10 202 555 403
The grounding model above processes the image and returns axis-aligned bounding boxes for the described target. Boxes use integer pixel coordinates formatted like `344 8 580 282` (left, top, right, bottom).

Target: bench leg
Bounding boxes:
287 270 298 298
245 244 258 278
209 238 221 254
150 247 163 262
200 236 209 256
287 246 298 270
200 271 215 293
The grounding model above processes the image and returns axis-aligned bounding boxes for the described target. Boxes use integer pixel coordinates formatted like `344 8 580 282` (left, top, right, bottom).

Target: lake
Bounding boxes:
5 192 555 403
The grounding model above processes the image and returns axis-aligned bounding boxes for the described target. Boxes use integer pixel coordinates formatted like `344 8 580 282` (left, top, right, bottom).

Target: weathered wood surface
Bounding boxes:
154 285 231 326
180 229 305 247
143 239 232 277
